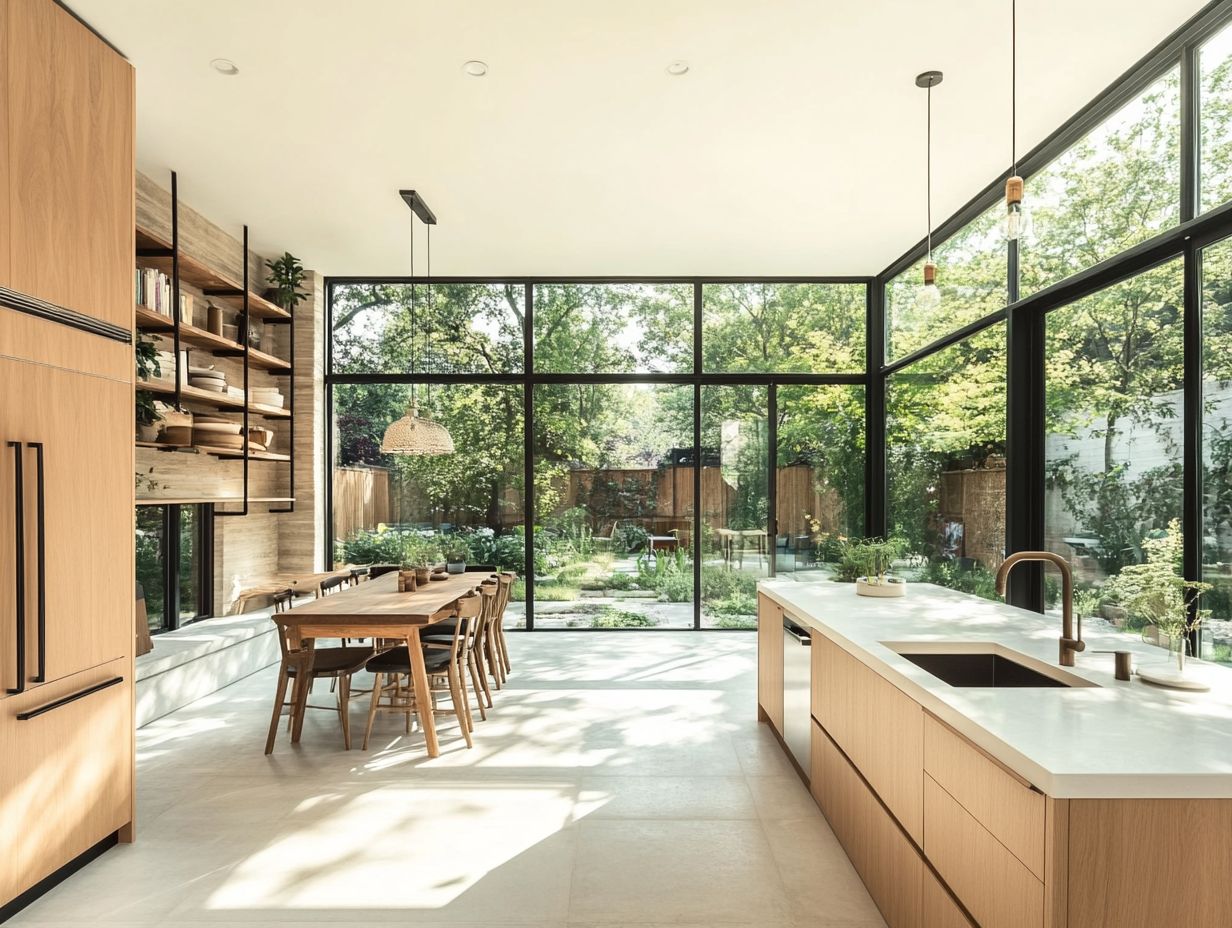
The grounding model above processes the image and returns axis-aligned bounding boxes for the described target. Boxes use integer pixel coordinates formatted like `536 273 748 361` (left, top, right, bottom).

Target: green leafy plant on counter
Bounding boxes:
838 536 907 585
1103 520 1211 659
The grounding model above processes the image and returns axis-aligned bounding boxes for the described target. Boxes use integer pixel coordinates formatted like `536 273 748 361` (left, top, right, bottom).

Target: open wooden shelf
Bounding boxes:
136 440 290 462
137 380 291 419
137 496 295 506
246 346 292 373
136 305 291 370
136 306 245 354
136 226 291 322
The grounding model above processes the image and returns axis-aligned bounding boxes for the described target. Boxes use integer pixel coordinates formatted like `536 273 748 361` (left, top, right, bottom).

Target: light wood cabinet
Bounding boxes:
812 720 923 928
922 866 974 928
0 656 132 905
923 775 1044 928
0 0 10 289
757 593 783 734
0 356 131 692
5 0 134 329
924 711 1045 879
812 632 923 843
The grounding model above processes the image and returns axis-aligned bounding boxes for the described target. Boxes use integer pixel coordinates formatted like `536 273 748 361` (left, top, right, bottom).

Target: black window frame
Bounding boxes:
139 502 214 634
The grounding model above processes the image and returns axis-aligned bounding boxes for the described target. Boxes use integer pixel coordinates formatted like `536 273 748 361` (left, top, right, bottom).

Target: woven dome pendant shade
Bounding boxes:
380 405 456 455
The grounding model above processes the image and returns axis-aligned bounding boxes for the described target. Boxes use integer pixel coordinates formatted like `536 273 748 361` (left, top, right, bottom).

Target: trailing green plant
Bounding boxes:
135 335 162 426
265 252 308 310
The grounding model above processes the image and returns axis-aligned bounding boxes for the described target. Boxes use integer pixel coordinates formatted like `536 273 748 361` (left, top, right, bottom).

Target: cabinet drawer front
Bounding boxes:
923 866 974 928
924 775 1043 928
812 721 923 928
0 657 132 903
812 634 923 843
924 712 1045 878
757 594 784 734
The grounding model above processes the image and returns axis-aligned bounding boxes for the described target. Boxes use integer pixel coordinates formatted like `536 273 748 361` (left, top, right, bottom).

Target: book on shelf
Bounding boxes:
134 267 193 321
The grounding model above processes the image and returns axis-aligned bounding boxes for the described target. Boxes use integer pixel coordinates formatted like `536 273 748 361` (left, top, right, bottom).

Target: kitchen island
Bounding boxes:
757 579 1232 928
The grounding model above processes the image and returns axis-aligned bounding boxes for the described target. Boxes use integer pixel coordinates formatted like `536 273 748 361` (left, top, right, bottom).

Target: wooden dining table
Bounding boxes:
279 570 497 756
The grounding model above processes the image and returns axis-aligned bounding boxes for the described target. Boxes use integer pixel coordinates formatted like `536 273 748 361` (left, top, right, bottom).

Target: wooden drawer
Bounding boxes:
0 656 132 904
923 865 974 928
757 593 783 734
924 775 1043 928
924 712 1045 878
812 720 923 928
812 633 923 843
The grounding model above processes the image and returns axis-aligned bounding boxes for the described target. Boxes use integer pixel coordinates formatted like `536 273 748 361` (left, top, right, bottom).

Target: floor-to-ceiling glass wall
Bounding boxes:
328 278 868 629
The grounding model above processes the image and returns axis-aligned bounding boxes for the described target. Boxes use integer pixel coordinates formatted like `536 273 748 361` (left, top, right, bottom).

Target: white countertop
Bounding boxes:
759 579 1232 799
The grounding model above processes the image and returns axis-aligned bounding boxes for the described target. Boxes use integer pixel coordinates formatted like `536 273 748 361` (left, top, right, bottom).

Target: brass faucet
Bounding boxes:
995 551 1085 667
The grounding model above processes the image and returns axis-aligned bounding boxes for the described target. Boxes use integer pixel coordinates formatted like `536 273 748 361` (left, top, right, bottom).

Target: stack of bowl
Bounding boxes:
250 387 284 409
189 366 228 393
193 414 243 450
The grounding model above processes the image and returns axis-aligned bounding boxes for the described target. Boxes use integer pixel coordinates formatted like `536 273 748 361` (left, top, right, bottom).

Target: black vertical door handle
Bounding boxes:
7 441 25 695
28 442 45 683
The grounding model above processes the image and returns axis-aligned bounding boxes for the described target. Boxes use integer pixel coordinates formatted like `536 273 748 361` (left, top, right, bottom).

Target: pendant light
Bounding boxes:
1004 0 1030 240
916 70 943 312
380 191 455 456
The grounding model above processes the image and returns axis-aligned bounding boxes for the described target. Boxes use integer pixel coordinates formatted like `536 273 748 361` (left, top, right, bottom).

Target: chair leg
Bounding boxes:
265 667 290 755
496 624 511 674
363 672 383 751
339 674 352 751
457 661 476 733
486 639 502 690
447 665 473 748
470 649 493 711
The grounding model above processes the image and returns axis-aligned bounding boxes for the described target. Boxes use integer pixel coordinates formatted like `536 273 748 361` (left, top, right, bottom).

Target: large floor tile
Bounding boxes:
11 632 882 928
570 819 792 924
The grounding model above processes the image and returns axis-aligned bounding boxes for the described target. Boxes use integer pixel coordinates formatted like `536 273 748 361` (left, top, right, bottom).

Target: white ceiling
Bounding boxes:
73 0 1206 277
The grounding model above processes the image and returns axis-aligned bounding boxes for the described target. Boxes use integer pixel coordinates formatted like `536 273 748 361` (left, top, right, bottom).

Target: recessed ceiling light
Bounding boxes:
210 58 239 76
462 60 488 77
666 60 690 76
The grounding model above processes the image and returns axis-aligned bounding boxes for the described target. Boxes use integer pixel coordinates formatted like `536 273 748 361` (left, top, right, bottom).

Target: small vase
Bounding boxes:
414 567 431 585
447 561 465 575
137 421 161 442
398 570 417 593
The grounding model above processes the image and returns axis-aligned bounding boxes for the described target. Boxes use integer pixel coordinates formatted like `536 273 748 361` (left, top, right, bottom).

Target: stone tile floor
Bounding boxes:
12 632 884 928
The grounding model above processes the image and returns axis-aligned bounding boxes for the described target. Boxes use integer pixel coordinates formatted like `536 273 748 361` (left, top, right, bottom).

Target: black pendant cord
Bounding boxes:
927 82 933 261
426 222 432 404
410 219 417 408
1012 0 1018 176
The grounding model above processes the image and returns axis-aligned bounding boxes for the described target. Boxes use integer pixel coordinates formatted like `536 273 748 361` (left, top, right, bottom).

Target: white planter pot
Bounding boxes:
856 577 906 598
446 562 466 575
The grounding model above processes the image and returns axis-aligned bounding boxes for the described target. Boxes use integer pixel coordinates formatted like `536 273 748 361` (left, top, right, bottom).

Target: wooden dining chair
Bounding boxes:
361 593 483 751
265 598 374 754
423 580 497 714
318 574 348 597
491 572 515 678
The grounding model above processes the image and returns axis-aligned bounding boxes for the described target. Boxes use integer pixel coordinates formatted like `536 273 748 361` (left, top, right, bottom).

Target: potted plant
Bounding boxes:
843 537 908 598
265 252 308 311
1104 520 1211 690
444 541 469 574
401 534 441 585
135 335 162 441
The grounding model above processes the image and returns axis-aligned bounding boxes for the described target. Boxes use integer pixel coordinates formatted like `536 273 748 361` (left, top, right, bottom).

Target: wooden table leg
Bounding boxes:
406 627 440 757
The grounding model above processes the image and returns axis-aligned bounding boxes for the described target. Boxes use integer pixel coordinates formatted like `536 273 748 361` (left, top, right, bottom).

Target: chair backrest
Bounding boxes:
448 591 485 659
272 588 294 614
494 572 515 622
464 564 498 572
318 575 347 597
348 567 369 586
368 564 399 579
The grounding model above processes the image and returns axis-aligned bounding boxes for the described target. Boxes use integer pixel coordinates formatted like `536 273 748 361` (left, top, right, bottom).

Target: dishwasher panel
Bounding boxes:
782 616 812 775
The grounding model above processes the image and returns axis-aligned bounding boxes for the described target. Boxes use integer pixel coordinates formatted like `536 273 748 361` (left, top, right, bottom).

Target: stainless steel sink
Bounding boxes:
882 642 1097 688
